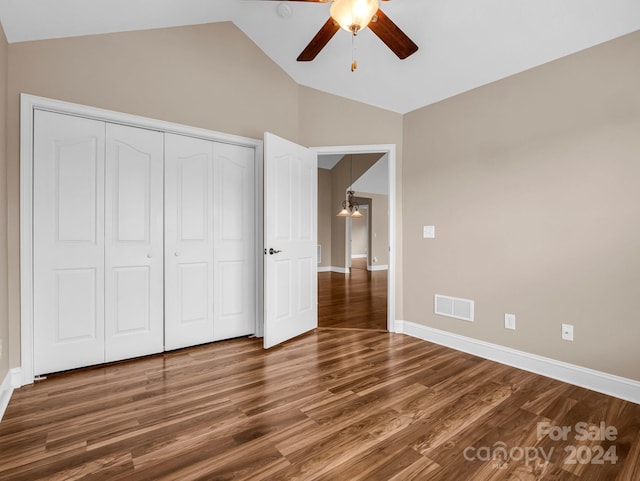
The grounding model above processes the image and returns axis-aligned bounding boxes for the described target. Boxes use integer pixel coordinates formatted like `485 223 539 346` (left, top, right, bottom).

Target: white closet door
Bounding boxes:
105 124 164 362
33 110 106 375
213 142 256 340
164 134 215 350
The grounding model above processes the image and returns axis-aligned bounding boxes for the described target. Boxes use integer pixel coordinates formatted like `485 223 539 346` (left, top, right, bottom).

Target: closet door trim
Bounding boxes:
20 94 263 386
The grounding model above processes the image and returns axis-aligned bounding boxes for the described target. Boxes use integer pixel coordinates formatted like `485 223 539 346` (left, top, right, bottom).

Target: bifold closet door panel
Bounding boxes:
33 110 106 375
213 142 256 340
164 133 215 350
104 123 164 362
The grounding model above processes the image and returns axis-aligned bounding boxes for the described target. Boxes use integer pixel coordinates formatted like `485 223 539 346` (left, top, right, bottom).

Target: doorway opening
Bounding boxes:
314 146 395 332
348 204 368 270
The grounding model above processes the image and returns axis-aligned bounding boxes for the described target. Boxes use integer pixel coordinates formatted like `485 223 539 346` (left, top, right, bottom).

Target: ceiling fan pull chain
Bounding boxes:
351 33 358 72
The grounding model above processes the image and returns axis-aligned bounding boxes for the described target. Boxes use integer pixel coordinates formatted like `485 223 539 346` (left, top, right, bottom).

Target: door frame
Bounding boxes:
311 145 396 332
19 94 264 386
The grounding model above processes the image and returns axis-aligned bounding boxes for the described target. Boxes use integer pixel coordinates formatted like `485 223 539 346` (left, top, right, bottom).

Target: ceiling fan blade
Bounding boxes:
368 9 418 60
297 17 340 61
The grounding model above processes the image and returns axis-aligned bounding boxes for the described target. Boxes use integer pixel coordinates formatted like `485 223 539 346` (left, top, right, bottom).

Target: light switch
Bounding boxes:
504 313 516 330
562 324 574 341
423 226 435 239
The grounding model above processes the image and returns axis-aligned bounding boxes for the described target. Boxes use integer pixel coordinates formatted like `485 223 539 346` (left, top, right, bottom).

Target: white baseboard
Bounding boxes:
319 265 379 274
317 266 350 274
318 266 350 274
0 368 19 422
351 254 367 259
11 368 22 388
395 320 640 405
367 265 388 271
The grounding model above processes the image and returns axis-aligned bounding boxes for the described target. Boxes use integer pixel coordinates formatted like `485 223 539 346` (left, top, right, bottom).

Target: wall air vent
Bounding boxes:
434 294 474 322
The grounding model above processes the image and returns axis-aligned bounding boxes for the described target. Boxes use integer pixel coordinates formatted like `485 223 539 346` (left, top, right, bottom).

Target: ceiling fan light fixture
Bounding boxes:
330 0 379 34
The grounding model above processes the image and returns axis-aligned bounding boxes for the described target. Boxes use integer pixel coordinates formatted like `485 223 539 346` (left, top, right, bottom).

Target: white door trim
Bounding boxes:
311 144 396 332
20 94 263 386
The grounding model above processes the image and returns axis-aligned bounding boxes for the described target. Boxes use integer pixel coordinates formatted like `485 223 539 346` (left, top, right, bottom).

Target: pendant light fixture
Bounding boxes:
337 154 362 217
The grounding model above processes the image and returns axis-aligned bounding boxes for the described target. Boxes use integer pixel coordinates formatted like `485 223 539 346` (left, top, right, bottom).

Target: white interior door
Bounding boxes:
263 132 317 348
213 142 256 340
164 133 215 350
33 110 106 375
105 123 164 362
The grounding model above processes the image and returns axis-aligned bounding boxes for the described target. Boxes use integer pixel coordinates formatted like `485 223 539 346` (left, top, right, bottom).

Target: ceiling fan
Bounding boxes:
265 0 418 67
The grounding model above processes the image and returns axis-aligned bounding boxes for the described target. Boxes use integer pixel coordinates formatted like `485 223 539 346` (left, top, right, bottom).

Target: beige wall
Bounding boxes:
356 192 389 268
403 30 640 381
8 23 300 141
317 168 332 268
0 21 8 382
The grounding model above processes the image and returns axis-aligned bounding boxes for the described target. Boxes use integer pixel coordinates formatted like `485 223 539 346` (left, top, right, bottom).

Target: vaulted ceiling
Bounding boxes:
1 0 638 113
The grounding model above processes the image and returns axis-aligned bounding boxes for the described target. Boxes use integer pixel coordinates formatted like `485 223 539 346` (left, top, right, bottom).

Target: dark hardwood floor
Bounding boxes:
1 330 639 480
318 258 387 330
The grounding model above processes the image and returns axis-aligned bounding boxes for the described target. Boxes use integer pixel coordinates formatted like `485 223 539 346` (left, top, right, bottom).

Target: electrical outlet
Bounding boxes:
504 313 516 330
562 323 574 341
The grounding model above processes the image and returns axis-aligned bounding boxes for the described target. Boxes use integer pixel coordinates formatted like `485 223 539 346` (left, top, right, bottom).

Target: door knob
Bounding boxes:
146 253 152 259
174 252 181 257
268 248 282 255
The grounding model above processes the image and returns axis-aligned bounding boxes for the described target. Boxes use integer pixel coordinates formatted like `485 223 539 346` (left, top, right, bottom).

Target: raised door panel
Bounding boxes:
33 110 106 375
213 143 256 340
178 262 209 323
179 155 209 241
294 159 316 320
105 123 164 362
165 133 215 350
112 267 151 332
297 257 313 313
274 259 292 321
56 142 98 242
274 154 293 242
54 268 98 341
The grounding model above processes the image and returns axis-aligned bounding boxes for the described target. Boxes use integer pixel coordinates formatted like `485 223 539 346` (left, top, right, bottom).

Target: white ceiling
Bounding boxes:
353 155 388 196
318 153 344 170
318 153 388 194
1 0 639 113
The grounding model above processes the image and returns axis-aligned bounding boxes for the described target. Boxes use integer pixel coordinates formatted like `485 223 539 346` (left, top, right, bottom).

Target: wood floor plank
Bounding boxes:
1 329 639 480
318 258 387 330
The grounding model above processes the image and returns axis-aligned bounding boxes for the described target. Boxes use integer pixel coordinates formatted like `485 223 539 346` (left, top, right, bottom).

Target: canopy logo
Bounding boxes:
463 421 619 469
